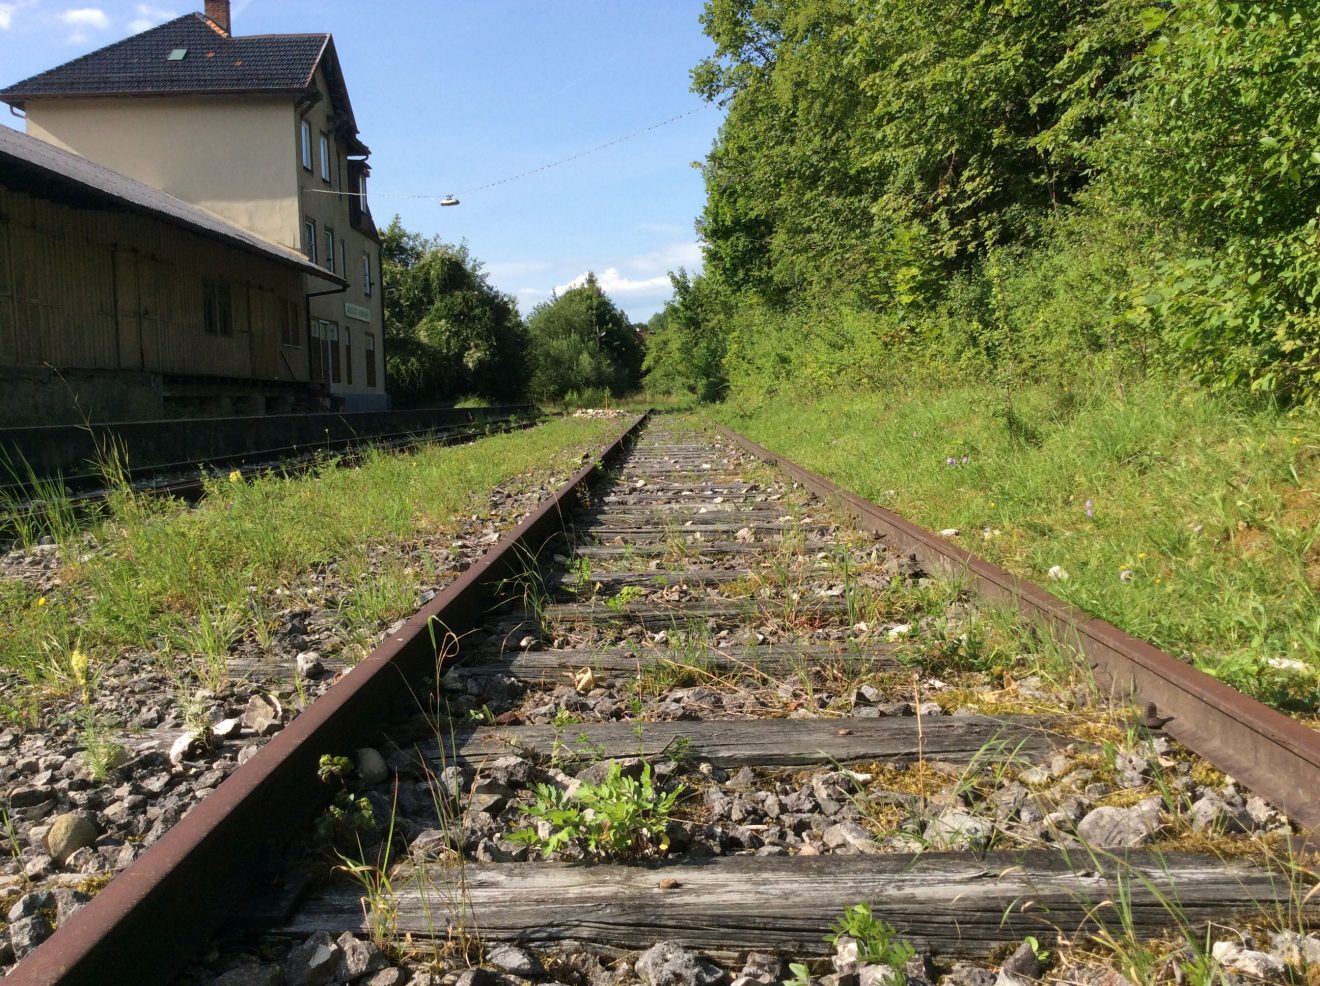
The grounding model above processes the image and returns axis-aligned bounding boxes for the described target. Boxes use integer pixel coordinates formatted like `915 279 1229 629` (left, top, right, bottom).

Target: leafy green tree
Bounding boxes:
642 269 732 401
1098 1 1320 399
525 274 644 402
380 217 529 406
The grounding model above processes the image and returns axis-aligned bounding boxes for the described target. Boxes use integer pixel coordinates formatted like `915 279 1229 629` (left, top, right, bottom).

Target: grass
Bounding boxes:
712 378 1320 714
0 415 622 722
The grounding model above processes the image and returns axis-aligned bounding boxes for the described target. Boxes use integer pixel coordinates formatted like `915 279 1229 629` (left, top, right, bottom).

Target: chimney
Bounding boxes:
204 0 231 33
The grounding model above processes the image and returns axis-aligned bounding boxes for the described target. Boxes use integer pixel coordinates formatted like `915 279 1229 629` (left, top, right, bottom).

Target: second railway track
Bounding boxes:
10 413 1318 986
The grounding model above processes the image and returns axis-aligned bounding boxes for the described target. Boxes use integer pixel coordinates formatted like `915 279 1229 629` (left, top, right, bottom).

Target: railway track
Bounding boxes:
0 409 539 538
8 414 1318 985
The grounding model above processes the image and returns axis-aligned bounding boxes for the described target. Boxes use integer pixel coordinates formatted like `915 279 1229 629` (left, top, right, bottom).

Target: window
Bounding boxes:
323 320 341 383
319 133 331 184
324 227 335 274
359 173 367 207
303 217 317 263
365 333 377 388
280 299 301 348
202 279 233 336
300 119 312 170
343 327 353 385
361 252 372 296
310 320 323 380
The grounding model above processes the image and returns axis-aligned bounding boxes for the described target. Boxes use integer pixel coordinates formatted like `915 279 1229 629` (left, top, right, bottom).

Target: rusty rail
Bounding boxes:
716 423 1320 842
8 412 648 986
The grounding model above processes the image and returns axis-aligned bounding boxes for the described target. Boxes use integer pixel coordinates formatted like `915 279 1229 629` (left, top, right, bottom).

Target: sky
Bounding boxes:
0 0 724 320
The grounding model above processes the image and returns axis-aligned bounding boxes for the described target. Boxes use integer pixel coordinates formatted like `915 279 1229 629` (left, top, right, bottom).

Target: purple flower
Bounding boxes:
946 457 956 467
1084 498 1094 518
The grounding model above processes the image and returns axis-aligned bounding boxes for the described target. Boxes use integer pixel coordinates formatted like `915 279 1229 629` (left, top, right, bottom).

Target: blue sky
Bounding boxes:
0 0 723 320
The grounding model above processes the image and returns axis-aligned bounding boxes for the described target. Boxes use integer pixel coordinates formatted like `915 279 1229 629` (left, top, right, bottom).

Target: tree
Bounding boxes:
525 273 644 401
380 217 529 405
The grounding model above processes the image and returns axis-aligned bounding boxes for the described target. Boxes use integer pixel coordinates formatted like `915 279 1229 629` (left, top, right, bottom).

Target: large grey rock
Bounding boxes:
859 967 902 986
362 969 410 986
487 942 544 977
211 963 282 986
284 931 341 986
242 694 283 736
1269 930 1320 968
8 913 54 960
1188 794 1252 834
742 953 789 983
924 810 993 851
45 811 98 865
337 931 389 980
355 748 390 787
1211 942 1286 980
578 757 646 786
1076 800 1162 848
942 964 996 986
636 940 725 986
455 969 500 986
822 822 881 855
995 941 1042 986
484 755 534 788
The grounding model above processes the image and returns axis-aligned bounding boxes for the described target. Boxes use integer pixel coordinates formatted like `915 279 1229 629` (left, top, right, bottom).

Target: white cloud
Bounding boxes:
552 241 704 297
507 241 705 320
60 6 110 41
128 3 177 32
0 5 15 30
60 7 111 29
555 268 672 297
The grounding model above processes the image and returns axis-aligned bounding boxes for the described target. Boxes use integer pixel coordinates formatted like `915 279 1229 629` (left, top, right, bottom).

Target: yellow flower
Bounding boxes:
36 596 47 607
1137 552 1147 560
228 469 243 483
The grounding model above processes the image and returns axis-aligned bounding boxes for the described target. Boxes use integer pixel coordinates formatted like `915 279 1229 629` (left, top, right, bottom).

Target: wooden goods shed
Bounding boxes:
0 125 346 424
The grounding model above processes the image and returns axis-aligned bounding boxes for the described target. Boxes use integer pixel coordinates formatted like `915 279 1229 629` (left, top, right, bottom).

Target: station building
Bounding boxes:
0 0 387 421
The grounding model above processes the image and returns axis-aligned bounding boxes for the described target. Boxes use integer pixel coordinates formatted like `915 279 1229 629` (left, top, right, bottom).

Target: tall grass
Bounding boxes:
0 416 620 721
713 377 1320 712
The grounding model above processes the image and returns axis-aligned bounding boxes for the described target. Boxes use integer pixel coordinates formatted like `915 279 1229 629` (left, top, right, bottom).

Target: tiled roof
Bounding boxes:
0 125 344 285
0 14 328 102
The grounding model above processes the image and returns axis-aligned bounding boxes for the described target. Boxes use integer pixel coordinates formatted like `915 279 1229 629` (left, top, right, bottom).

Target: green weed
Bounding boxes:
508 761 683 860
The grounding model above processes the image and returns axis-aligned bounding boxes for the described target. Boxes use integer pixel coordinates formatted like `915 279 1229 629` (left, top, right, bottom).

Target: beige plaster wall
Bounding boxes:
26 96 301 248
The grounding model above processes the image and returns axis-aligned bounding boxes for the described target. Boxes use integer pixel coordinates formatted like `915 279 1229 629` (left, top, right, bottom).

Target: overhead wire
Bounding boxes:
301 103 712 204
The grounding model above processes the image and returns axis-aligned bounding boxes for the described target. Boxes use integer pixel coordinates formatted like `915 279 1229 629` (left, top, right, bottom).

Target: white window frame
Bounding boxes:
324 227 336 274
319 133 331 184
361 252 372 296
300 119 312 171
303 217 317 263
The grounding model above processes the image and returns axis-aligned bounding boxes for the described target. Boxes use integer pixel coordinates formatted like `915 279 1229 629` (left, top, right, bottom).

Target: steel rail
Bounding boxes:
7 412 648 986
715 423 1320 843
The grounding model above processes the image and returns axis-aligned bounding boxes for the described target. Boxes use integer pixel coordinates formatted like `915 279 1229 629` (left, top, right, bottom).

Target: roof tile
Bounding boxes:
0 14 328 102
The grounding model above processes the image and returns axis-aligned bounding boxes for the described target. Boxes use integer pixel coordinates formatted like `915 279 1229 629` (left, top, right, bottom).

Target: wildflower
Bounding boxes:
1084 498 1094 518
1137 552 1147 560
1047 565 1069 581
36 596 47 607
1119 567 1134 583
945 457 957 467
228 469 242 483
961 455 969 465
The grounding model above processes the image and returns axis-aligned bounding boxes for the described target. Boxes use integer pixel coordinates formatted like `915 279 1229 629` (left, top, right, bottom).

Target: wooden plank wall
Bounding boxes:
0 185 310 383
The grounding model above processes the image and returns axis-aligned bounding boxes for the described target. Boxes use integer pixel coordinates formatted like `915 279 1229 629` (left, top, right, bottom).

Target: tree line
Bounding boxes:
642 0 1320 406
381 219 644 407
